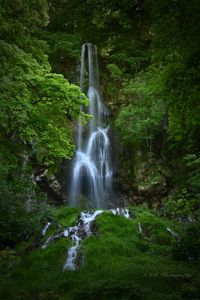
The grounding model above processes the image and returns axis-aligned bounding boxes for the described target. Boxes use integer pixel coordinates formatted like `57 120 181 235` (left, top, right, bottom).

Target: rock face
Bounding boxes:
134 158 169 207
35 168 65 205
113 150 170 209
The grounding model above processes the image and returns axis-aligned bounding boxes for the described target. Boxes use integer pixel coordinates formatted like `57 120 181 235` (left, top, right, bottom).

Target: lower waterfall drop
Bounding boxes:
69 44 113 208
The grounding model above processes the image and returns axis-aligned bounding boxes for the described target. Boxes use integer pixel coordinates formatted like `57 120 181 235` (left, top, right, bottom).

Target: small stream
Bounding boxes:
41 208 130 271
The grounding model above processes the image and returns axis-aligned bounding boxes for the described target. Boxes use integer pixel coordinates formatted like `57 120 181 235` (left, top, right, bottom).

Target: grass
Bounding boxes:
0 205 199 299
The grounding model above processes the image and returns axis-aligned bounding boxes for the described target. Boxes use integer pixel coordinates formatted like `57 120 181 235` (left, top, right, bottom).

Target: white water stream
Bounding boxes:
41 208 130 271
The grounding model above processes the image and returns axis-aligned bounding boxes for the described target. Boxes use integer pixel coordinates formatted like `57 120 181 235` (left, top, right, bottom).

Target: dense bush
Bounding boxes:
172 222 200 261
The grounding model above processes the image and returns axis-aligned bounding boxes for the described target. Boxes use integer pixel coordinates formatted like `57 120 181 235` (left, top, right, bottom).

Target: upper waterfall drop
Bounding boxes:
69 44 113 208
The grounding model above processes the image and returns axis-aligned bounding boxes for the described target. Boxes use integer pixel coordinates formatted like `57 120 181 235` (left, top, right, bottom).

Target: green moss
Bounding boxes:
52 205 80 227
0 205 199 300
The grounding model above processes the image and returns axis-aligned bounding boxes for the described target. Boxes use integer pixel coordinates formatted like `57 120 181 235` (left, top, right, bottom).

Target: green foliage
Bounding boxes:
0 0 49 39
74 279 142 300
172 222 200 261
163 189 200 220
47 0 144 45
107 64 123 80
115 68 165 150
147 0 200 154
39 31 82 79
111 0 200 197
183 154 200 194
0 248 21 279
162 60 200 147
0 177 35 248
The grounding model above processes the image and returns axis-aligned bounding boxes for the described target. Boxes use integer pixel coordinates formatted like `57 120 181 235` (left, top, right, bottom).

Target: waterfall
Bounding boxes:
69 44 112 208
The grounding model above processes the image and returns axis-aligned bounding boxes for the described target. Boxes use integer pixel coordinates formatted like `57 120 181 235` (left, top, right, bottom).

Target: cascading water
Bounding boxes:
69 44 112 208
41 208 130 271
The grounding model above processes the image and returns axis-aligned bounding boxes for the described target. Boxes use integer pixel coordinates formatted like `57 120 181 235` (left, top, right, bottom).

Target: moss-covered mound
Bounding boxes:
0 205 199 300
